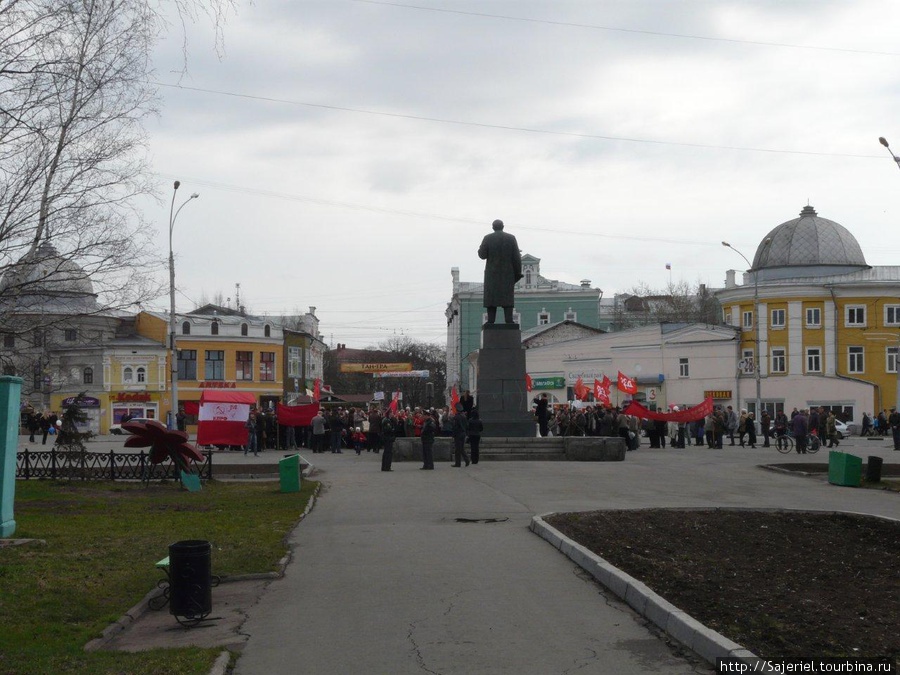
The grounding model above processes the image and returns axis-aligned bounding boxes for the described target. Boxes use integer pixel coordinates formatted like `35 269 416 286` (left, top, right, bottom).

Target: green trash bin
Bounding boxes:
828 451 862 487
278 454 302 493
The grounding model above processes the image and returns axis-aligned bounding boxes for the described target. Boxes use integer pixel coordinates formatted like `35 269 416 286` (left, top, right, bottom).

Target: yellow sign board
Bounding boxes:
704 390 733 400
340 363 413 373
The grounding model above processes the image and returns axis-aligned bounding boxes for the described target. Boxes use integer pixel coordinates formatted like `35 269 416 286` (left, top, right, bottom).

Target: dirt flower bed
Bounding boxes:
545 509 900 664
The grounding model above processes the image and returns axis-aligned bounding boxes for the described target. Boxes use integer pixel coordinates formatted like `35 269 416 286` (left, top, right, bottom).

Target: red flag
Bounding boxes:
450 386 459 411
573 376 589 401
313 378 321 402
594 377 611 406
276 403 319 426
525 374 533 392
617 371 637 395
389 389 401 412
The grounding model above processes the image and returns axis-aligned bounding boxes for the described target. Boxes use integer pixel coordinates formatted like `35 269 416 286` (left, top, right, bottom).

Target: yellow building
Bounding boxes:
136 306 284 429
717 205 900 422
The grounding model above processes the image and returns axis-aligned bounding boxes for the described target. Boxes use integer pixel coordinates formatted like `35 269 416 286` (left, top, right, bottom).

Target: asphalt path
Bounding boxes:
227 437 899 675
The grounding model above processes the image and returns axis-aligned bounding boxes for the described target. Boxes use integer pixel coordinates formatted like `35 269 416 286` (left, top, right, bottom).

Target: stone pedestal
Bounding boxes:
478 324 535 437
0 376 23 538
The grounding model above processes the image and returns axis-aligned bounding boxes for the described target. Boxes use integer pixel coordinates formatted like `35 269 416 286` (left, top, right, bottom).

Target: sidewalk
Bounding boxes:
231 437 900 675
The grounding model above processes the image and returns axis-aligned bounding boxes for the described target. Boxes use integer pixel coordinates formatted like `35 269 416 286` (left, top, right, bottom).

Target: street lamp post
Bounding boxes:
723 239 771 420
168 181 199 429
877 136 900 410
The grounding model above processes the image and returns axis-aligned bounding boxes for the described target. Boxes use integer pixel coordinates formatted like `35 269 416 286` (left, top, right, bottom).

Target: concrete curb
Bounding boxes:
83 482 322 659
531 507 900 666
208 650 231 675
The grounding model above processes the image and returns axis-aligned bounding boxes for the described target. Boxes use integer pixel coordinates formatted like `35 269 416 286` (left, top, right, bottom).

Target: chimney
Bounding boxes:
725 270 736 289
451 267 460 294
580 279 591 289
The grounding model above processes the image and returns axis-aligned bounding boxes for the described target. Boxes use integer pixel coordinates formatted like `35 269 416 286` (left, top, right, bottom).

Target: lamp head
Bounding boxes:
190 193 199 199
173 180 181 190
880 137 890 148
721 241 731 248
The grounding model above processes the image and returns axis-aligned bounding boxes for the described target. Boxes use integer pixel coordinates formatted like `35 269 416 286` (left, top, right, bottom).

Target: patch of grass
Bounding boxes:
0 479 317 675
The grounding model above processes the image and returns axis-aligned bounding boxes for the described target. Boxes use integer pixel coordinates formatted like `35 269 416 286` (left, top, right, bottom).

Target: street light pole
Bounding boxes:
723 239 771 419
168 181 199 429
877 136 900 410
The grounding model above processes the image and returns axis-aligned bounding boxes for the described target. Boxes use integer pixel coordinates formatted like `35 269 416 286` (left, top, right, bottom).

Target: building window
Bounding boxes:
136 367 146 383
182 321 191 335
211 321 219 335
205 350 225 380
770 309 785 329
83 367 93 384
64 329 77 342
236 351 254 380
288 346 301 378
848 346 864 373
741 349 755 374
123 366 134 383
565 309 577 321
260 352 275 381
724 312 731 325
806 348 821 373
742 310 753 329
888 346 898 374
525 270 532 286
771 348 786 374
177 350 197 380
885 305 900 327
3 334 13 349
264 324 271 338
678 357 689 378
241 323 249 336
538 311 550 325
845 305 866 327
806 307 821 328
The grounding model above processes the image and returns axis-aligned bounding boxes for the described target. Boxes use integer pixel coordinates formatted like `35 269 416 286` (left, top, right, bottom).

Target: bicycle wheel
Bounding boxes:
775 435 793 454
806 434 821 454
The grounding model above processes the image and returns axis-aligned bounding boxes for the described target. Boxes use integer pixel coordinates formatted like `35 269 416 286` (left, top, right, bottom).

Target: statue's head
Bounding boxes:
492 219 504 231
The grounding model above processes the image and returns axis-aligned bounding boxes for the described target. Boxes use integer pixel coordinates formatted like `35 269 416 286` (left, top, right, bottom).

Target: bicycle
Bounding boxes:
775 432 820 454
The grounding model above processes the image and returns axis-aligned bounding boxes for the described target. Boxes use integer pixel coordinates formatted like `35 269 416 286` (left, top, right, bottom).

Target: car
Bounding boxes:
109 417 154 434
834 419 848 439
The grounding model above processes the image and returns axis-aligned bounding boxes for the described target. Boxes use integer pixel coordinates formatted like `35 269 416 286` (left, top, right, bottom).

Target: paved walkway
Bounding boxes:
228 438 899 675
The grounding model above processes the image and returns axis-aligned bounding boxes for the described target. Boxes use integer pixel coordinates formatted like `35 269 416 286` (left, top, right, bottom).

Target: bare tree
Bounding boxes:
613 280 721 330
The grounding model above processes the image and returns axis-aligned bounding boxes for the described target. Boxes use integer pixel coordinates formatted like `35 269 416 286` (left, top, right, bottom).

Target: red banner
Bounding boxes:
390 389 402 412
276 403 319 426
449 386 459 412
623 397 714 423
617 371 638 394
196 390 255 446
313 378 321 402
525 374 533 392
594 378 610 406
573 376 589 401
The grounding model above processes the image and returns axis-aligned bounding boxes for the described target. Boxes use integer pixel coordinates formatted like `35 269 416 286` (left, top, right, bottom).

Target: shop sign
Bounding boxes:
199 381 237 389
704 390 733 400
61 395 100 407
531 376 565 389
340 363 413 373
113 392 151 402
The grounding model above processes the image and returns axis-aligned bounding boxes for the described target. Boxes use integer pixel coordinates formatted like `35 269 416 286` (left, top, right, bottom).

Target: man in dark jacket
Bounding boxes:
478 219 522 324
381 412 396 471
451 404 470 467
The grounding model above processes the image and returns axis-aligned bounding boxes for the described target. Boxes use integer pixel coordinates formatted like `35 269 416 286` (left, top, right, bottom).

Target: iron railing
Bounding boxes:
16 448 213 481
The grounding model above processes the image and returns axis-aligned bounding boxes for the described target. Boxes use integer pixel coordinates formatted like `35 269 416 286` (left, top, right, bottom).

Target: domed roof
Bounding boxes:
752 205 868 273
0 240 97 312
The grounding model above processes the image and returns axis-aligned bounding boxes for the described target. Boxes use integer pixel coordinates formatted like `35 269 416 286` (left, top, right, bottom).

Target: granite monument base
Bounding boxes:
477 323 538 438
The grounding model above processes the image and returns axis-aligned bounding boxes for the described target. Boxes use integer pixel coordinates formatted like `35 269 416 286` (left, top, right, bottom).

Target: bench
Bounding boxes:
147 557 171 610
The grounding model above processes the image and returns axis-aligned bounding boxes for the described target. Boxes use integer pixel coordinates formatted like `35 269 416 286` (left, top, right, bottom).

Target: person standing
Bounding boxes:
792 409 809 454
467 409 484 464
534 393 550 437
451 404 470 467
746 412 757 448
26 410 39 442
460 390 475 417
329 409 343 453
245 412 259 457
760 410 771 448
825 411 840 448
725 406 738 446
367 409 382 453
381 412 396 471
890 407 900 450
420 413 436 470
311 409 326 453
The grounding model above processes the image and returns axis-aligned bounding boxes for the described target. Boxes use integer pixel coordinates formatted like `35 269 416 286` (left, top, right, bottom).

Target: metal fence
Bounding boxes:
16 448 213 481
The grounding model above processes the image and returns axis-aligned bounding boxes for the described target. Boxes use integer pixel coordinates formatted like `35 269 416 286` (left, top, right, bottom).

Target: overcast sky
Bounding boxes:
139 0 900 348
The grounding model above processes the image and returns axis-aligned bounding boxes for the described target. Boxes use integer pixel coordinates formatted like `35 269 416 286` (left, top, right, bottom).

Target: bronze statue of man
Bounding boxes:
478 219 523 324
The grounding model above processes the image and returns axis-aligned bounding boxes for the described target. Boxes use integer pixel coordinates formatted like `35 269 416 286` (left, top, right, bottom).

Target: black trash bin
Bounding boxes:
865 456 884 483
168 539 212 624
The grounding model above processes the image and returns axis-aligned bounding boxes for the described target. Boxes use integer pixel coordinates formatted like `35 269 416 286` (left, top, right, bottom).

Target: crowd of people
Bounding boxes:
21 408 61 445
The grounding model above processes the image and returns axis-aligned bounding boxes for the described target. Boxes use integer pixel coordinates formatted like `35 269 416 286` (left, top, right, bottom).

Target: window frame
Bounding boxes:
136 366 146 383
848 346 865 374
770 308 786 329
204 350 225 381
678 357 689 378
741 348 755 374
538 311 550 325
83 367 93 384
181 321 191 335
742 310 753 330
884 305 900 327
236 350 254 381
805 347 821 373
64 328 77 342
845 305 866 328
177 349 197 381
123 366 134 383
770 347 786 374
260 351 276 382
805 307 821 328
888 346 898 374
